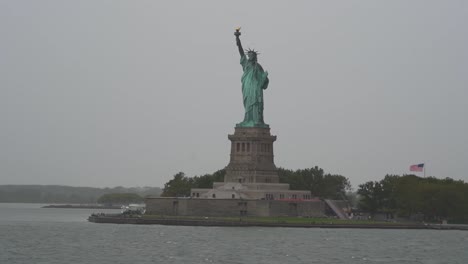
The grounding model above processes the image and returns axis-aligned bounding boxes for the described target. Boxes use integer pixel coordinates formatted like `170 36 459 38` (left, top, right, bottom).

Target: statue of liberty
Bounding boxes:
234 28 269 128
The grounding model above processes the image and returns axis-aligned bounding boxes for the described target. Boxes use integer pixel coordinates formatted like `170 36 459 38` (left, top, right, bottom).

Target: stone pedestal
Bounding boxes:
190 127 312 201
224 127 279 184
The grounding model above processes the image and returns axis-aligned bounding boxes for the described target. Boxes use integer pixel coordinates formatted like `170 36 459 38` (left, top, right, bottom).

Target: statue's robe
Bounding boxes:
239 54 269 127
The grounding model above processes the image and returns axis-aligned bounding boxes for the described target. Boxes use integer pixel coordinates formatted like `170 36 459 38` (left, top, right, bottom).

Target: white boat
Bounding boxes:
120 204 146 215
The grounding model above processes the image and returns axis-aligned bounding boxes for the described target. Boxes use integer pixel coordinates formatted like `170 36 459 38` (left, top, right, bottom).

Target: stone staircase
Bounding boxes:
324 199 349 220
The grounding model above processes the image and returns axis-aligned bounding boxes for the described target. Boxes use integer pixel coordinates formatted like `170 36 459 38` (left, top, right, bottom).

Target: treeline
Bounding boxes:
358 175 468 223
97 193 144 205
161 170 226 197
161 167 351 199
278 167 351 200
0 185 162 204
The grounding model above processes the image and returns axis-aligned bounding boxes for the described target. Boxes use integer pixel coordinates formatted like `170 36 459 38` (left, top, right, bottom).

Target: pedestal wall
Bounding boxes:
145 197 326 217
225 127 279 184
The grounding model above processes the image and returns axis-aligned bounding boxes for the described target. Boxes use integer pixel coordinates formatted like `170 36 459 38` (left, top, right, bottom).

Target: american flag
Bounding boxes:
410 163 424 172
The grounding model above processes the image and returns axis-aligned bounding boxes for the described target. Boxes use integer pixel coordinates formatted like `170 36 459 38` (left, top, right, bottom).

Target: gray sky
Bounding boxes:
1 0 467 189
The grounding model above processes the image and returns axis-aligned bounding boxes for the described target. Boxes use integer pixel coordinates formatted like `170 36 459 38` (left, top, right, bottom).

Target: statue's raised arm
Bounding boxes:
234 27 244 57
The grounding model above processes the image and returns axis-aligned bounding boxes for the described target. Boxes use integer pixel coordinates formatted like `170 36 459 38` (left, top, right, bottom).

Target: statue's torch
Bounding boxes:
234 27 241 37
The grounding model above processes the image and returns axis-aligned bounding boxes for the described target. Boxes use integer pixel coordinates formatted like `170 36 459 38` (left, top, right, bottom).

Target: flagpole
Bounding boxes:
424 163 426 178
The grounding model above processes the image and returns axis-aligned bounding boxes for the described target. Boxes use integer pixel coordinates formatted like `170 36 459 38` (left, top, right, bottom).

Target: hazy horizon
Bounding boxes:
1 1 467 189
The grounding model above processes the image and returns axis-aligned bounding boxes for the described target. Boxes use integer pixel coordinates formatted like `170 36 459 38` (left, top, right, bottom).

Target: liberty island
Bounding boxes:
87 29 468 230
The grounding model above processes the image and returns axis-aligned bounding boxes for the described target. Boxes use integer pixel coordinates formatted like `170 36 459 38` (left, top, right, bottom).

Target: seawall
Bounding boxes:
87 215 468 230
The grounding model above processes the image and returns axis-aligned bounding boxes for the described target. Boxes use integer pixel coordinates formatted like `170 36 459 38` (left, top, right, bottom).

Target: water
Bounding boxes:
1 203 467 264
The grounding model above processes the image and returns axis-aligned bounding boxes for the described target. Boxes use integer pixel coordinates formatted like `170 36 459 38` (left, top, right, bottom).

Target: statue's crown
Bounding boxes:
245 48 260 55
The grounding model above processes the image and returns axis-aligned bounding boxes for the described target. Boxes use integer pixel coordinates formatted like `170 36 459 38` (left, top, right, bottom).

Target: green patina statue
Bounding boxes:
235 28 269 128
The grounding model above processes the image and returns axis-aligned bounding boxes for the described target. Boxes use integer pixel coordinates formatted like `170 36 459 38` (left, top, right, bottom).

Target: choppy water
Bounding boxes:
0 203 467 264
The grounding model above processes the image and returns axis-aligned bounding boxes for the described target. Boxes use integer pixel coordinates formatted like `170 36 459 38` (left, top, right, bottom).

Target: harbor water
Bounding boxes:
0 203 467 264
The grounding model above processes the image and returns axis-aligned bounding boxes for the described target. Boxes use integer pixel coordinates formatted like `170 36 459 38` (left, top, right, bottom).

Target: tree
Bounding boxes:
278 166 351 199
161 170 226 197
161 172 194 197
97 193 143 205
379 175 400 215
356 174 468 223
192 169 226 189
357 181 383 215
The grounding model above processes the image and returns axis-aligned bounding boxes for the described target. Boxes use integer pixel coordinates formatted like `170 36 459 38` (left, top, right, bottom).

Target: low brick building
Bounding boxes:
145 197 325 217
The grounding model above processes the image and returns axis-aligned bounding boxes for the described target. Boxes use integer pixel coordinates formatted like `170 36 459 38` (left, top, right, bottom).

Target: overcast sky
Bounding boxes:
1 1 467 189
